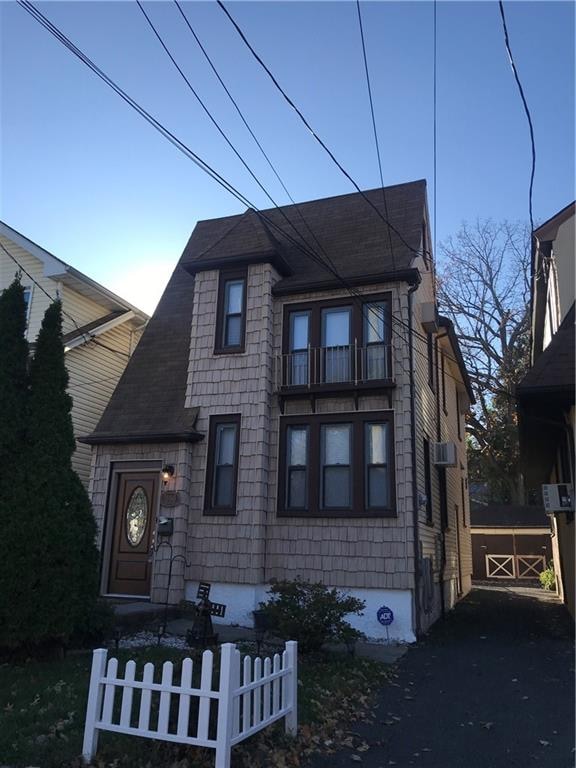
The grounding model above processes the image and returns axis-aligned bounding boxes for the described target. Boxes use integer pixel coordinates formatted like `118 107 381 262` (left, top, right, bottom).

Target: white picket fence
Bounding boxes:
82 641 298 768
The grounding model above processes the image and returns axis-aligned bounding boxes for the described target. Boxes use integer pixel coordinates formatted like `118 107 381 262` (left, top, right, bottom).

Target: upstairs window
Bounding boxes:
363 301 390 380
322 307 352 383
289 311 310 386
215 269 246 353
281 294 392 387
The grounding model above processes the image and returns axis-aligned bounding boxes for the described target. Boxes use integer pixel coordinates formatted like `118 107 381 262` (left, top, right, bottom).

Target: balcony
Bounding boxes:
274 344 394 396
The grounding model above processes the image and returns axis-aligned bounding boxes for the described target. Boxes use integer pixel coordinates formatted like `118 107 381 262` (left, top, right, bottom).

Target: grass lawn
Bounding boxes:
0 644 389 767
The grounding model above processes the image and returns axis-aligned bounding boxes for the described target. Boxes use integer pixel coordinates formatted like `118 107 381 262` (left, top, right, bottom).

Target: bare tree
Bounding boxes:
438 220 531 503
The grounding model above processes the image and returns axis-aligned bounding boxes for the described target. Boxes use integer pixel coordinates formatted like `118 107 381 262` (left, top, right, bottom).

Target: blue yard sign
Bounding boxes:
377 605 394 626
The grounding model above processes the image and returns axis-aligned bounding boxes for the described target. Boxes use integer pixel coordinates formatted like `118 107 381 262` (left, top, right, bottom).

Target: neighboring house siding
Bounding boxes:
67 324 141 486
0 237 53 339
553 216 575 325
1 233 146 489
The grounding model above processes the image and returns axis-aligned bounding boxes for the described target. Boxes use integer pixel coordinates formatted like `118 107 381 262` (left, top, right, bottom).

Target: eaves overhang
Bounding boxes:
182 250 293 278
79 430 204 446
272 267 421 296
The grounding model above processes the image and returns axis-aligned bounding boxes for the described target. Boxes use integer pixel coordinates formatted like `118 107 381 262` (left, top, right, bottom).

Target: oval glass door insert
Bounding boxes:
126 486 148 547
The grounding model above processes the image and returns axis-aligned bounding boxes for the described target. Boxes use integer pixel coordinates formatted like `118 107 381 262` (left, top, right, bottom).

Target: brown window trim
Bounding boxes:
214 268 247 355
461 476 467 527
203 413 241 516
277 410 396 518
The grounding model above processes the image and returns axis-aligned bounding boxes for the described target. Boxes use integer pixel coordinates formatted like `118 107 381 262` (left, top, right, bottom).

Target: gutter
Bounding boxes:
408 280 422 638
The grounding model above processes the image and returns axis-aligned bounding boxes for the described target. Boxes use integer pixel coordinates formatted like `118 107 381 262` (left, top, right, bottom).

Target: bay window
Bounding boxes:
286 425 308 509
321 424 352 508
278 411 395 517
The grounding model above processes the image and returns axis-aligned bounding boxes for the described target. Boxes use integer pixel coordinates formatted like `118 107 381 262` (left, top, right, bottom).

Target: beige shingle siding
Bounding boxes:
183 263 276 586
412 265 472 628
179 267 417 590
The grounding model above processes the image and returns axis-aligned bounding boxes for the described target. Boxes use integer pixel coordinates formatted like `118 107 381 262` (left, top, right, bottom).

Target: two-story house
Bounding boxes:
517 201 575 617
0 221 149 487
84 180 474 641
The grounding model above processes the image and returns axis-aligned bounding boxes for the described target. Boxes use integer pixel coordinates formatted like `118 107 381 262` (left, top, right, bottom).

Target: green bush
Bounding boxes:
0 299 100 651
258 578 365 653
69 600 116 648
539 562 556 591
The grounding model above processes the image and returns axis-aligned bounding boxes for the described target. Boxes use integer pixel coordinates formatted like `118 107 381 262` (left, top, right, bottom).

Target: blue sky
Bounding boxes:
1 1 574 313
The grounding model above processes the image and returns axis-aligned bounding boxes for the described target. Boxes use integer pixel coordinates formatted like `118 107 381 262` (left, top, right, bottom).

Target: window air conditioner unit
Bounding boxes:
542 484 574 513
432 442 457 467
421 302 439 333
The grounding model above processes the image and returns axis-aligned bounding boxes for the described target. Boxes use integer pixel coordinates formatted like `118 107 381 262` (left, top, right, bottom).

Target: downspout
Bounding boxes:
408 280 422 638
435 331 448 618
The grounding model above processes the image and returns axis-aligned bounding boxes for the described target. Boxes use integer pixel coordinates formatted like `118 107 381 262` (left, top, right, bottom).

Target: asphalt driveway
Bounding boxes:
308 585 574 768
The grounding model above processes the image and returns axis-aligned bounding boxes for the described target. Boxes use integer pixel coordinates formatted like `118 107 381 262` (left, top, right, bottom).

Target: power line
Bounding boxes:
433 0 437 258
17 1 482 398
172 0 338 274
497 1 536 240
355 0 396 274
216 0 429 263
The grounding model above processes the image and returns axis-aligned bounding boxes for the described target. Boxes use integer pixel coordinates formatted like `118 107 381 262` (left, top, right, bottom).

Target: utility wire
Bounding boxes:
497 1 536 241
172 0 338 274
137 0 340 278
18 1 483 397
1 239 131 360
433 0 437 260
355 0 397 274
217 0 430 263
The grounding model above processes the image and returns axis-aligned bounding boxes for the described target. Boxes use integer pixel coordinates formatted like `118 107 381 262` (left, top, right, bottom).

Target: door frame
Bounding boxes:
100 460 162 599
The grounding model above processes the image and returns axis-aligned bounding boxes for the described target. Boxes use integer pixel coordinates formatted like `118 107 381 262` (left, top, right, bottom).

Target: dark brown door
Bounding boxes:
108 473 158 596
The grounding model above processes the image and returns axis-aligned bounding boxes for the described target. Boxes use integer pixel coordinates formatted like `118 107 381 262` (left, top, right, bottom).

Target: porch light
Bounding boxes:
161 464 175 484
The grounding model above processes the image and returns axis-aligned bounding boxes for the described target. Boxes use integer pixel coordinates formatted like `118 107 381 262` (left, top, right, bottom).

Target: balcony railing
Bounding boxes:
274 344 394 390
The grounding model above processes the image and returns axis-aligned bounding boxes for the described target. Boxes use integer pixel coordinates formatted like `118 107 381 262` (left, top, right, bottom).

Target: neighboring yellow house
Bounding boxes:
0 221 148 487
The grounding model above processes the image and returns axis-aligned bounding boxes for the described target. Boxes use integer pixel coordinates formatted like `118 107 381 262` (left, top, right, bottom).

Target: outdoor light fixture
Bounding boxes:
161 465 175 485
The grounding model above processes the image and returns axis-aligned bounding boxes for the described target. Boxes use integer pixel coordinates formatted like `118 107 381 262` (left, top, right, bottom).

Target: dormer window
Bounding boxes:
215 268 247 354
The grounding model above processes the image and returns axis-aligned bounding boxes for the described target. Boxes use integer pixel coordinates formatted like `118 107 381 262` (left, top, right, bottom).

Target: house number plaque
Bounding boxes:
160 490 179 508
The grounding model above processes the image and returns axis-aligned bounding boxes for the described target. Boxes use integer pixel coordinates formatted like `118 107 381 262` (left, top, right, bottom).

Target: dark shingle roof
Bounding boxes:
181 180 426 293
85 181 428 444
518 303 575 395
83 265 201 444
470 503 550 528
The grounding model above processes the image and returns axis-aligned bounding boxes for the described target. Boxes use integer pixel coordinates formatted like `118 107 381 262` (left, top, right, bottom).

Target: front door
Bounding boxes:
108 473 158 596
